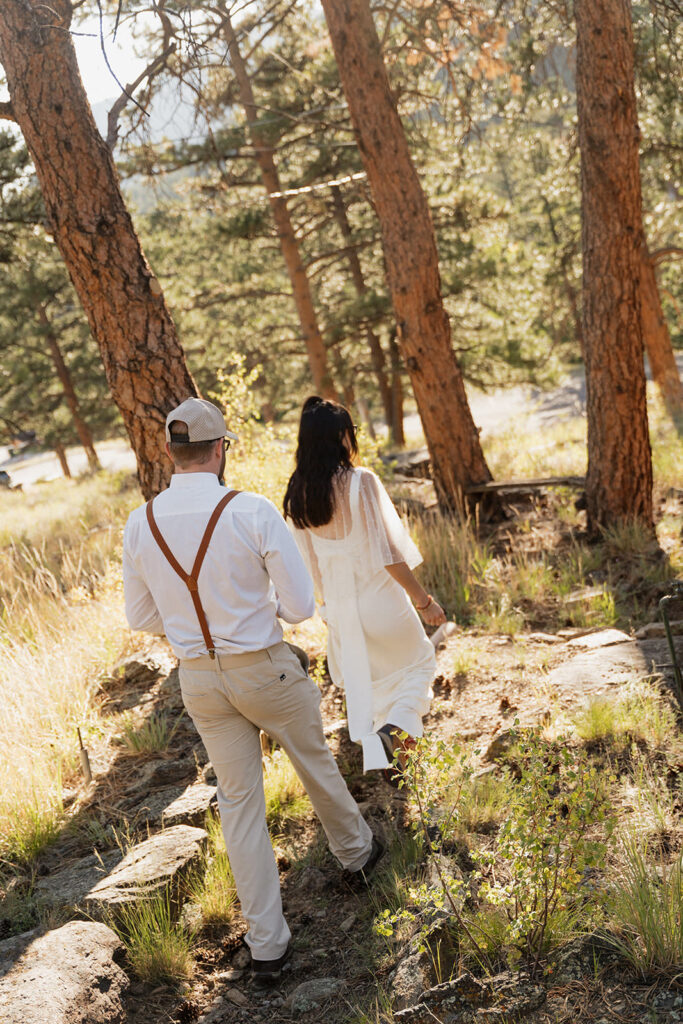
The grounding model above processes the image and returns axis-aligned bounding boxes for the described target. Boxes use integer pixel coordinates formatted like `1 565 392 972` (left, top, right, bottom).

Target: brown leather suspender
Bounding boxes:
145 490 240 659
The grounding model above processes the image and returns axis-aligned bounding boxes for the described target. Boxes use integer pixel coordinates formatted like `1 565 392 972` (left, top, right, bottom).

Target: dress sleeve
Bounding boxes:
357 469 423 572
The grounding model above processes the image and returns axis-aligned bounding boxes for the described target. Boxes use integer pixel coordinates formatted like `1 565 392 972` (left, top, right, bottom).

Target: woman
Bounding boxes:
284 396 446 778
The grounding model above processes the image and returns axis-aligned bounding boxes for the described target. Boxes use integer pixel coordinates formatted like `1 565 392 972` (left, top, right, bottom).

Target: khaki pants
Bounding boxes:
178 641 373 960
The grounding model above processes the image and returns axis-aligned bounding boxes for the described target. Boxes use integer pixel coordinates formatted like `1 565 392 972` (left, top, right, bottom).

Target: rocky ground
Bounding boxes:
1 622 682 1024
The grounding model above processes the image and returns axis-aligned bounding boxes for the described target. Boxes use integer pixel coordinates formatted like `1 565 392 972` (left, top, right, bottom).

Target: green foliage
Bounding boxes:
116 710 185 754
263 749 310 828
572 679 678 752
112 889 195 986
609 835 683 980
187 809 237 927
474 728 614 972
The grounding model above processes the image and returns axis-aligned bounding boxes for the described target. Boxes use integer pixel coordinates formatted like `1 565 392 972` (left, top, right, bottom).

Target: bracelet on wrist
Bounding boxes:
415 594 433 611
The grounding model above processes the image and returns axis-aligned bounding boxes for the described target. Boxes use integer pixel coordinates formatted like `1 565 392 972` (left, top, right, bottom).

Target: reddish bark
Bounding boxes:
641 242 683 419
319 0 494 510
576 0 653 533
0 0 198 498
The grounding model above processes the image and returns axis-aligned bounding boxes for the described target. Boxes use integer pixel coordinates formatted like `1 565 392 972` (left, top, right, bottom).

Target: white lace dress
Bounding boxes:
291 466 435 771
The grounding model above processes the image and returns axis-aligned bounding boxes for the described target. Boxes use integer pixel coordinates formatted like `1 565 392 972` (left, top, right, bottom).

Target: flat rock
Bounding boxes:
287 977 343 1014
526 632 563 643
162 782 217 827
549 636 683 698
565 628 631 649
34 851 121 910
122 784 186 827
85 824 208 912
0 921 128 1024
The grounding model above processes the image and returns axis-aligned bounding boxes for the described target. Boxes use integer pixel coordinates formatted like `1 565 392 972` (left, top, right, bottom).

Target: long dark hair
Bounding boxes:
284 396 358 528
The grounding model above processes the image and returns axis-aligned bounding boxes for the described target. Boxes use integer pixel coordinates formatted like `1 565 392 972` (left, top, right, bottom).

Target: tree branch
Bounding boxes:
651 246 683 266
0 101 16 123
106 42 176 150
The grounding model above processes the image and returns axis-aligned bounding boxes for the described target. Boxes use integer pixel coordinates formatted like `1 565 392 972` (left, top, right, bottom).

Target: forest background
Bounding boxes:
0 0 680 486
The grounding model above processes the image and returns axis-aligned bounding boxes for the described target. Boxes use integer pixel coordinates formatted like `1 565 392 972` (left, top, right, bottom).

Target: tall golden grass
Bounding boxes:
0 472 139 862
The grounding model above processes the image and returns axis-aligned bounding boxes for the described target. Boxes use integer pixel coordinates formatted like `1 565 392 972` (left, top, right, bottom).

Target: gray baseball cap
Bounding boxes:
165 398 239 443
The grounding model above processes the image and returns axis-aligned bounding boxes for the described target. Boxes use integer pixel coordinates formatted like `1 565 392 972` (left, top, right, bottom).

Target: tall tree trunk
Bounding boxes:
36 304 101 472
329 185 393 428
388 330 406 447
54 441 71 479
319 0 494 511
640 241 683 419
221 8 336 400
0 0 197 499
576 0 653 534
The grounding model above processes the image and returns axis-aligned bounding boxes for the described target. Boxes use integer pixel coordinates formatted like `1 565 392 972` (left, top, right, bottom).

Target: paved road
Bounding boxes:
2 356 680 488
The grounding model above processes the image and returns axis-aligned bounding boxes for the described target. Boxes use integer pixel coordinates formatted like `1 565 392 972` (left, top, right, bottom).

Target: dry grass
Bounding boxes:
0 472 138 863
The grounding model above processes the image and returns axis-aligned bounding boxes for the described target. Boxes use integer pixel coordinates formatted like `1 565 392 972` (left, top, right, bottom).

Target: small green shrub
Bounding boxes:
475 727 614 973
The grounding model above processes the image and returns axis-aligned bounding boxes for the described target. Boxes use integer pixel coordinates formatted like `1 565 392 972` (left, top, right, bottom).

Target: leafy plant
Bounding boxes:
474 727 614 973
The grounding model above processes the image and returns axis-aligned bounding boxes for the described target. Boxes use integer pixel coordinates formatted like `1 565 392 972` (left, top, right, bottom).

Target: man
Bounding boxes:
123 398 382 985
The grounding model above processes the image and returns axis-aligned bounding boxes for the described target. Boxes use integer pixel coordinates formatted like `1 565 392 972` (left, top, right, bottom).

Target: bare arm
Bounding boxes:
385 562 447 626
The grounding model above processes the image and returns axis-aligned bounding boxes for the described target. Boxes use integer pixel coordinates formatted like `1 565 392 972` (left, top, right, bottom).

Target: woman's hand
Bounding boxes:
419 596 447 627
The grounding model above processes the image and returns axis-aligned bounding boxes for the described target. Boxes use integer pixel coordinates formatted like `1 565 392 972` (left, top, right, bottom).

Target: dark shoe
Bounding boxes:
343 836 385 888
250 942 292 986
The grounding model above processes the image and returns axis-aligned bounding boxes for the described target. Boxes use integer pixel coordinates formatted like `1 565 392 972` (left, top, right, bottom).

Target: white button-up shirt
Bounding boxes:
122 472 315 659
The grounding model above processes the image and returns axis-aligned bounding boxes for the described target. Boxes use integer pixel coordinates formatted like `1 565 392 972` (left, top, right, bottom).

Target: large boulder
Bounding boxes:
85 824 208 914
0 921 128 1024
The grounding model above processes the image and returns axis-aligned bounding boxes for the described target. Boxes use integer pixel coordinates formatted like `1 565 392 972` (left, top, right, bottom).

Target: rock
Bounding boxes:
636 620 683 639
85 824 208 913
393 970 545 1023
549 636 683 697
0 931 39 976
287 977 343 1014
224 987 250 1007
526 632 563 643
232 946 251 969
34 851 121 910
136 758 196 789
552 933 621 983
162 782 218 827
295 866 328 892
565 628 631 649
121 784 186 826
391 952 431 1010
424 854 464 893
340 913 356 932
214 968 244 983
0 921 128 1024
484 730 516 762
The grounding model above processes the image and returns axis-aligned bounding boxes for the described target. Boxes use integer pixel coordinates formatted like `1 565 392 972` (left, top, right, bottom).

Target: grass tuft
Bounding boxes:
112 888 195 986
609 835 683 980
263 749 310 827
